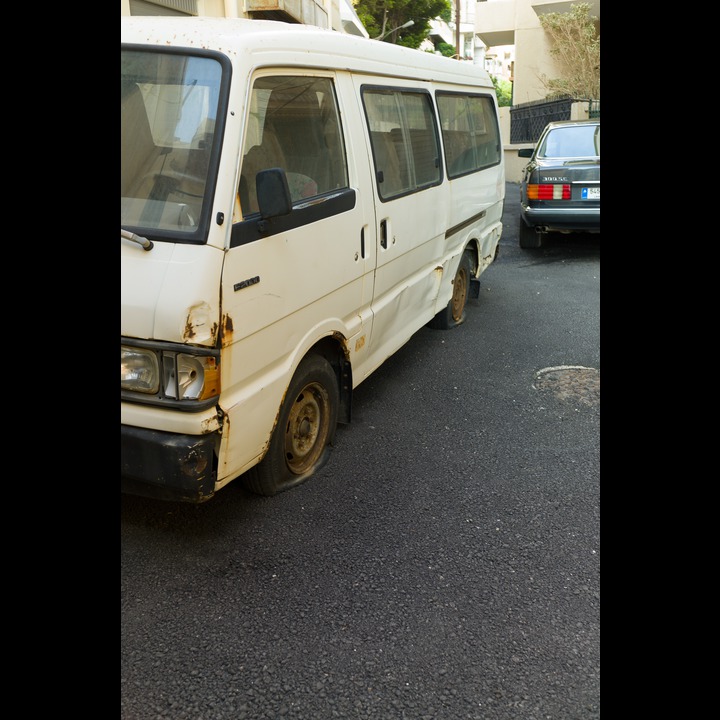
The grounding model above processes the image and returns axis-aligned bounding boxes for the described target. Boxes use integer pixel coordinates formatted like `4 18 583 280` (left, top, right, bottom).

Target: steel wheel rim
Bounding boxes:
283 382 330 474
451 264 468 321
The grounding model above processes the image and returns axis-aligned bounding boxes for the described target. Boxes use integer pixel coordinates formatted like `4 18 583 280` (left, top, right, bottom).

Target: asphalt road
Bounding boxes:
121 182 600 720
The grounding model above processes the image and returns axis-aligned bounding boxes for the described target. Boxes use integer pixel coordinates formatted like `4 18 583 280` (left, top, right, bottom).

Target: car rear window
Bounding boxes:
539 125 600 159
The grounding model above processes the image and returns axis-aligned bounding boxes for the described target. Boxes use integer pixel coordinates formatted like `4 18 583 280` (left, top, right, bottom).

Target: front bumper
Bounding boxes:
121 424 218 503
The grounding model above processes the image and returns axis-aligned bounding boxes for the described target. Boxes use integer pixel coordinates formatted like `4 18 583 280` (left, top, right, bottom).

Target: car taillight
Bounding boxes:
527 184 571 200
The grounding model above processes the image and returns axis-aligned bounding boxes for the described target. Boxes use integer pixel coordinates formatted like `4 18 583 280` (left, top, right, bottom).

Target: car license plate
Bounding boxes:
581 187 599 199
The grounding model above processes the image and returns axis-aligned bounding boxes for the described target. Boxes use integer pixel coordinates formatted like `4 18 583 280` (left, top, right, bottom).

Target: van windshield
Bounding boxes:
121 48 225 242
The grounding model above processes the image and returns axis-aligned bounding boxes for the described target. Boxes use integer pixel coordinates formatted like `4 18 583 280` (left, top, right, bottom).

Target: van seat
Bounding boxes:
121 85 158 197
371 131 404 197
239 127 287 215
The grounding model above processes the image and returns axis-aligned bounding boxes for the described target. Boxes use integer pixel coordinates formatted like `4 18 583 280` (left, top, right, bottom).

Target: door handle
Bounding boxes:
380 218 388 249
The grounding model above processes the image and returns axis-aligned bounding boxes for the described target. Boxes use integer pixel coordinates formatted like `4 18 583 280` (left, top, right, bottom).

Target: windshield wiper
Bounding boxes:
121 228 153 251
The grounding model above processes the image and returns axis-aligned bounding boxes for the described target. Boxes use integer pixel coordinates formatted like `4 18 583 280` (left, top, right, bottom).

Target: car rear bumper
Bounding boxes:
521 205 600 233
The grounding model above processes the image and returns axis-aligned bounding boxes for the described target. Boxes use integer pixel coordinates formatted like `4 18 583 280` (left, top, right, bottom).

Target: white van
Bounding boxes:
121 16 505 503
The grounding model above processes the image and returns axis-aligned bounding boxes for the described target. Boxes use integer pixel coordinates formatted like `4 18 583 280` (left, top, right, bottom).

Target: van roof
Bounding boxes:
121 16 494 88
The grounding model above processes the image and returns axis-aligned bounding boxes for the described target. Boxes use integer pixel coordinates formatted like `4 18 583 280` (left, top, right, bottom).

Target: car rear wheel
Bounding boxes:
519 220 544 248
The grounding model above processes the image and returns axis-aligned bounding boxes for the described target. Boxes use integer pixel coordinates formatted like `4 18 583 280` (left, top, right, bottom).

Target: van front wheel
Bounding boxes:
243 354 339 497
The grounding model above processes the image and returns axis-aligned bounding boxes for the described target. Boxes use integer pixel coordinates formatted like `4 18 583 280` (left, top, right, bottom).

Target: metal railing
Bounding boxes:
510 96 599 143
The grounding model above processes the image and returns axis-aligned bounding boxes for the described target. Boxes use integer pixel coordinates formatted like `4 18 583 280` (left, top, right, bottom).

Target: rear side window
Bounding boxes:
436 92 501 178
239 76 348 217
362 87 442 201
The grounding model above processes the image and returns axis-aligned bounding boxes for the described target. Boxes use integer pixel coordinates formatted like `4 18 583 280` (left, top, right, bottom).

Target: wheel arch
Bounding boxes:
463 238 481 299
306 334 352 425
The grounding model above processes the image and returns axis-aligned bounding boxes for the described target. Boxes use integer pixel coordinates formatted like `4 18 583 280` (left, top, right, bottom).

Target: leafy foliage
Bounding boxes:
434 41 456 58
538 2 600 99
491 76 512 107
354 0 451 48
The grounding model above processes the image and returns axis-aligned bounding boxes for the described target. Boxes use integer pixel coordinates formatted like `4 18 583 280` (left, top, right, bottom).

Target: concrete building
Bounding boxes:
474 0 599 180
120 0 367 37
121 1 598 106
120 0 599 181
424 1 480 62
475 0 600 105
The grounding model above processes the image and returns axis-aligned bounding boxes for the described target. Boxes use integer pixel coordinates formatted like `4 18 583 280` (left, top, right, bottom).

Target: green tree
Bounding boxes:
491 76 512 107
354 0 451 49
538 2 600 99
434 41 456 58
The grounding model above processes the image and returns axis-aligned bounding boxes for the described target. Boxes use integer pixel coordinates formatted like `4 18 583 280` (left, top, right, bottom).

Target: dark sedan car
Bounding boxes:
518 119 600 248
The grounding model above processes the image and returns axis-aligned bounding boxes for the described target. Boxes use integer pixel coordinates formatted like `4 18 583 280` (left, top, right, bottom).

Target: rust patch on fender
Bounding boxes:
221 314 234 347
331 331 351 361
200 415 220 434
183 302 218 345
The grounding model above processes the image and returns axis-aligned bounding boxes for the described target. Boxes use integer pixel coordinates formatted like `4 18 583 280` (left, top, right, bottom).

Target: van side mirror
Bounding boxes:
518 148 534 158
257 168 292 219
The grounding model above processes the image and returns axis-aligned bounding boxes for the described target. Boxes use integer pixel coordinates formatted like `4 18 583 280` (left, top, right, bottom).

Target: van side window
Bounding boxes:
239 76 348 217
362 87 442 201
436 92 501 178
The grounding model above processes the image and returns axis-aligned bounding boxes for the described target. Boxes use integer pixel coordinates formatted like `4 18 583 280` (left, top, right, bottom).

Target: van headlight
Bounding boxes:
121 342 220 406
121 346 159 393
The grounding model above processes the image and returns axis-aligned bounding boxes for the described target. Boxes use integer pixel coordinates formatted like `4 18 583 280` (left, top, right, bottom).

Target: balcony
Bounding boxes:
475 0 599 49
475 1 515 48
531 0 599 18
245 0 329 29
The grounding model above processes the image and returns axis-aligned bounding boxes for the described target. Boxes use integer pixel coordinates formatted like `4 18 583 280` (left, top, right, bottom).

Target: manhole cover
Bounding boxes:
534 365 600 408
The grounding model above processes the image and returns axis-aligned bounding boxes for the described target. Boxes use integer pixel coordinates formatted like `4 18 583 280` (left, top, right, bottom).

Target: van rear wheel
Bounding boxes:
428 250 472 330
243 353 339 497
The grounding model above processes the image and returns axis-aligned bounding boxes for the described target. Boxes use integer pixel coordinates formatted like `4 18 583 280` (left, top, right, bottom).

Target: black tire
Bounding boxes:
519 219 543 248
428 250 473 330
243 354 339 497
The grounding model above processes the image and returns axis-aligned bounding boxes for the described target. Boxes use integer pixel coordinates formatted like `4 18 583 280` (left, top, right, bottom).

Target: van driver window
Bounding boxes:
239 76 348 217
